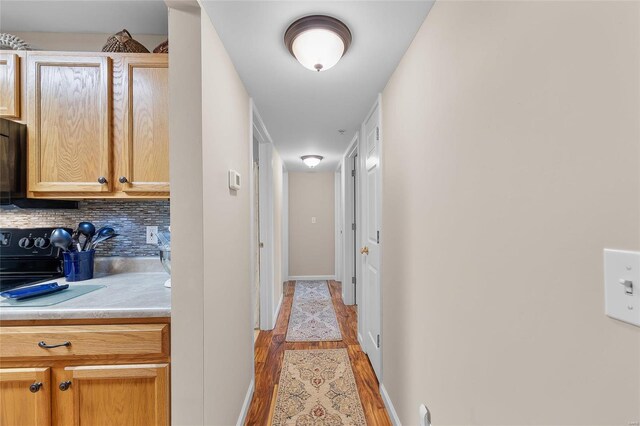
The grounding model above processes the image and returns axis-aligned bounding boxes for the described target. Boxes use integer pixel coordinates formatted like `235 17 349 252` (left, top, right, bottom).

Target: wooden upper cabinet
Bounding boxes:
61 364 169 426
27 54 112 193
0 368 51 426
0 53 20 118
119 56 169 193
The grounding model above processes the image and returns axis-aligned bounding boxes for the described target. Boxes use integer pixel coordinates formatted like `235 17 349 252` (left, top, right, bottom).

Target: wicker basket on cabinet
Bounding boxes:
102 29 149 53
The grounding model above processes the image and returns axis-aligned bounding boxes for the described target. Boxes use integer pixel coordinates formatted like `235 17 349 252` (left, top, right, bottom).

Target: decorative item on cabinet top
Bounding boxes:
153 40 168 54
102 29 149 53
0 33 32 51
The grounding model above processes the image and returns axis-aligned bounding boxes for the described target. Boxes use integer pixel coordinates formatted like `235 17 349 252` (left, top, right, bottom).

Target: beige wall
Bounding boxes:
200 9 253 425
272 148 284 310
167 4 203 425
381 1 640 425
289 172 335 276
11 31 166 52
170 3 253 424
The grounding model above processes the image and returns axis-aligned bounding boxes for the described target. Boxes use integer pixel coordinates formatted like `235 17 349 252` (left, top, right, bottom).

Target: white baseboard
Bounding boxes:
288 275 336 281
380 383 401 426
273 293 284 329
236 379 254 426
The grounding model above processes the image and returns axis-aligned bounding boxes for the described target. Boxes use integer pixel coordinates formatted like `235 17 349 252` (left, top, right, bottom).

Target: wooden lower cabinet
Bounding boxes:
0 368 51 426
0 320 170 426
53 364 169 426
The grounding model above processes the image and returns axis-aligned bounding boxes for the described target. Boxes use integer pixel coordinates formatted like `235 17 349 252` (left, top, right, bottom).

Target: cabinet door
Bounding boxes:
0 367 51 426
27 54 112 193
62 363 169 426
120 56 169 193
0 53 20 118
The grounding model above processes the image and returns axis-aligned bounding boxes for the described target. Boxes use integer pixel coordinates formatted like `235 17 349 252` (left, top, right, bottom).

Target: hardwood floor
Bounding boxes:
245 280 391 425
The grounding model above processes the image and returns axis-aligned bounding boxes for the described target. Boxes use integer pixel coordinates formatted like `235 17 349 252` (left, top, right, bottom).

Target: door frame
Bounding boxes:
334 165 343 287
340 134 360 306
249 100 278 331
358 94 383 379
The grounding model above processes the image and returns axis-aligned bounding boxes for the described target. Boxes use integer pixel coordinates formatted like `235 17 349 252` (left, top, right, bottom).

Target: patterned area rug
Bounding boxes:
286 281 342 342
271 349 366 426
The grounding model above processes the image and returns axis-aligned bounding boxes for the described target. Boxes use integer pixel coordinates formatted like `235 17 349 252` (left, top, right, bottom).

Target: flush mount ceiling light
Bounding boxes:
301 155 324 168
284 15 352 72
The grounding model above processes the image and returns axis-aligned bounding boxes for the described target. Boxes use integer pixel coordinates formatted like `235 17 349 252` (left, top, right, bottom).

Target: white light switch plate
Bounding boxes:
604 249 640 327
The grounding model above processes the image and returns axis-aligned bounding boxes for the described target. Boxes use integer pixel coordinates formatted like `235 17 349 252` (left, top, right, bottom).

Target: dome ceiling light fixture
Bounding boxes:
284 15 352 72
301 155 324 168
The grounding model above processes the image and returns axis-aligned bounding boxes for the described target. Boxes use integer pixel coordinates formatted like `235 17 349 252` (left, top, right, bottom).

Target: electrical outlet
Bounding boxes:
146 226 158 244
419 404 431 426
312 217 317 224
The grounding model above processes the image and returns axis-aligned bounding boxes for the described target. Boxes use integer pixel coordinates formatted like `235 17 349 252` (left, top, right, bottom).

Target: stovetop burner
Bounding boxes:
0 227 71 292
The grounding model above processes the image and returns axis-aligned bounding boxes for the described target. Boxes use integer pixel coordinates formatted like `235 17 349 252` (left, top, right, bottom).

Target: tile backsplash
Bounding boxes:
0 200 169 257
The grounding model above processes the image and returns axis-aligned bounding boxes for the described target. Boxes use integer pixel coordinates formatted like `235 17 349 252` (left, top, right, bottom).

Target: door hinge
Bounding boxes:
376 230 380 244
351 169 356 177
352 276 356 284
352 223 356 231
376 334 380 348
376 127 380 141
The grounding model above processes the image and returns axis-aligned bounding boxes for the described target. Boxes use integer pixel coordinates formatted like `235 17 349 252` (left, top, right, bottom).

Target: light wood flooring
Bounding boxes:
245 280 392 425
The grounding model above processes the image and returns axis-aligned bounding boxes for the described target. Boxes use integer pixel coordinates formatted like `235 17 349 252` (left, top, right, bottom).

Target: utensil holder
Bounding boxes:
63 250 95 282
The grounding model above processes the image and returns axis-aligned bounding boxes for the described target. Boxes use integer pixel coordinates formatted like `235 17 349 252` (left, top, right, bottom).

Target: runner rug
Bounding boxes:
286 280 342 342
271 348 366 426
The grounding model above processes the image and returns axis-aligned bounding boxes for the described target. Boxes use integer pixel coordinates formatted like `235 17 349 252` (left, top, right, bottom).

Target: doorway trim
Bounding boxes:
250 100 279 330
340 134 360 306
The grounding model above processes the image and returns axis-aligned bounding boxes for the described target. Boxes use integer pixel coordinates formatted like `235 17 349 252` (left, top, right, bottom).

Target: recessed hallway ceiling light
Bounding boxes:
301 155 324 168
284 15 352 72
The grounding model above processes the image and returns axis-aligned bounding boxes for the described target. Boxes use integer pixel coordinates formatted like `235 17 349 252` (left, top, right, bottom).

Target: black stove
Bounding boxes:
0 227 71 292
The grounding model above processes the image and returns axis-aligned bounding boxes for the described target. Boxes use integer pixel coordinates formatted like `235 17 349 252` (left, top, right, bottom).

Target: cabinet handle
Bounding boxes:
119 176 128 183
38 340 71 349
59 381 72 391
98 176 107 184
29 382 42 393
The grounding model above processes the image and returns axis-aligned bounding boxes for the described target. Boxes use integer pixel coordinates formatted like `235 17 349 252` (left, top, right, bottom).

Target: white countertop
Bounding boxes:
0 271 171 321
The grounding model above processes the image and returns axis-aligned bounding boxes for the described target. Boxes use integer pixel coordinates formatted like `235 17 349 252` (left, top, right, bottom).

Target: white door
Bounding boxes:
361 100 382 379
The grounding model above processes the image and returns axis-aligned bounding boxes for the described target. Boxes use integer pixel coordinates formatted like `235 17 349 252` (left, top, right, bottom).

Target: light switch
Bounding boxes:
604 249 640 327
311 217 317 224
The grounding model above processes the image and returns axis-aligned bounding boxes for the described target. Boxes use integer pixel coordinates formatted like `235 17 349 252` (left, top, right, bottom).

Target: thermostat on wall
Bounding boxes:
228 170 241 191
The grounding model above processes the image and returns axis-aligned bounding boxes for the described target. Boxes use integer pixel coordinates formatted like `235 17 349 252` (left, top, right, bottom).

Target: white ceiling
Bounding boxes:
202 1 434 172
0 1 168 35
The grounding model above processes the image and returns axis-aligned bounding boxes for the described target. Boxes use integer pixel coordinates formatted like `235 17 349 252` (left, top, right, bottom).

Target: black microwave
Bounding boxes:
0 118 77 209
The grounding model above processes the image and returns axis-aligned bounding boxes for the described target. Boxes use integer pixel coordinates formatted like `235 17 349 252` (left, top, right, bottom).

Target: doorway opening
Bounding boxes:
342 135 360 307
253 136 261 339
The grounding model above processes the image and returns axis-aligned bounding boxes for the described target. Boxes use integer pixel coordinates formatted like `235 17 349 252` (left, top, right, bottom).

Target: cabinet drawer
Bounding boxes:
0 324 168 359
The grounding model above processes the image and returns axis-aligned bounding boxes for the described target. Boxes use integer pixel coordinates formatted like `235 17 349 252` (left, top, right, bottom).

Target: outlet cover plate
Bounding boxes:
419 404 431 426
146 226 158 245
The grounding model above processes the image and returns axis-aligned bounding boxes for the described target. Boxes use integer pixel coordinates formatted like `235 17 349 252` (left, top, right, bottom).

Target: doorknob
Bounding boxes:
360 246 369 255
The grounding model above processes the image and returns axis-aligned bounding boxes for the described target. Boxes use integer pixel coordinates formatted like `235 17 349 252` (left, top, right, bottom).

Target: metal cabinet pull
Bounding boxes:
119 176 128 183
29 382 42 393
59 381 72 391
38 340 71 349
98 176 107 184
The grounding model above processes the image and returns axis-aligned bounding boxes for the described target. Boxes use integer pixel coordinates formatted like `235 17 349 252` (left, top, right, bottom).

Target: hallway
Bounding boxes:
246 281 391 425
